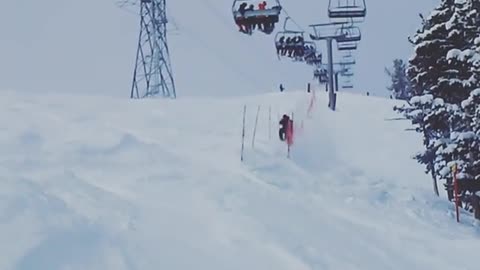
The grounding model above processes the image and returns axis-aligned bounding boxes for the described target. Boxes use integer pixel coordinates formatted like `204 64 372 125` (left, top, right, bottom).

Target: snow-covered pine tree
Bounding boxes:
400 0 456 198
385 59 412 100
437 0 480 205
395 95 445 196
462 88 480 178
403 0 480 201
408 0 456 97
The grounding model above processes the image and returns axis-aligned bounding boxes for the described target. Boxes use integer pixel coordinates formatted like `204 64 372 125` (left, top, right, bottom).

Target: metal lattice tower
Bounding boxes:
130 0 176 99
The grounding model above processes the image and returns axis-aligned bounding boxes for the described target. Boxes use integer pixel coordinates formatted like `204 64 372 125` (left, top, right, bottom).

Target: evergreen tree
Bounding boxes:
395 95 444 196
385 59 412 100
399 0 456 198
400 0 480 202
408 0 456 97
439 0 480 204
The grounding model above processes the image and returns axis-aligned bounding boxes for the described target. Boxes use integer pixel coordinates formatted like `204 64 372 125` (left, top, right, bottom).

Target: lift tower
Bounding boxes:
130 0 176 99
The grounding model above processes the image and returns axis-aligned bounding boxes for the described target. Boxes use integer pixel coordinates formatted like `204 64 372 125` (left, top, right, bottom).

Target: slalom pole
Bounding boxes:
252 105 261 149
241 105 247 162
287 112 294 158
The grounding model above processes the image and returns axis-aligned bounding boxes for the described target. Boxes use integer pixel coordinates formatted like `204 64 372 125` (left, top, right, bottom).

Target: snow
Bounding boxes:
472 88 480 96
410 94 434 105
458 131 476 140
1 89 480 270
433 97 445 106
447 48 475 62
462 88 480 108
475 37 480 46
447 48 462 60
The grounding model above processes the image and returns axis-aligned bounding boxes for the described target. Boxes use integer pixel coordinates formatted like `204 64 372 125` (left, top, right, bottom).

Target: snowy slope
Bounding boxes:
1 89 480 270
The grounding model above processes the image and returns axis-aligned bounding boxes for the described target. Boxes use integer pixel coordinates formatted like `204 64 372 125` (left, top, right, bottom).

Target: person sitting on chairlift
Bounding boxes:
276 36 285 55
238 2 248 16
245 4 255 30
236 3 248 33
257 1 267 31
284 37 292 56
258 1 267 10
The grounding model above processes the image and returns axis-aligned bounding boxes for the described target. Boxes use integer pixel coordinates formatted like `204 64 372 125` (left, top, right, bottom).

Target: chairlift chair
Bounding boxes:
314 68 329 84
342 71 354 77
335 25 361 43
342 78 353 85
340 59 356 66
233 0 282 35
309 22 347 41
275 17 307 61
328 0 367 19
275 31 306 60
335 64 349 74
341 59 355 67
337 41 358 51
306 54 323 66
303 41 321 65
339 50 355 61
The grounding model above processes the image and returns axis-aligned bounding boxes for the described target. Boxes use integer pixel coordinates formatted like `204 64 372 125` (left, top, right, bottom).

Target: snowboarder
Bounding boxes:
279 114 290 141
279 84 285 92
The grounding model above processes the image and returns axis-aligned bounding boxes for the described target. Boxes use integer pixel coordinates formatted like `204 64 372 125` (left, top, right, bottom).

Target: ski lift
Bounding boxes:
309 22 346 41
308 54 323 66
303 41 321 65
340 60 356 67
335 64 349 74
233 0 282 35
314 68 329 84
328 0 367 19
337 41 357 51
335 25 361 43
275 17 306 60
342 70 354 77
304 41 317 55
341 52 355 62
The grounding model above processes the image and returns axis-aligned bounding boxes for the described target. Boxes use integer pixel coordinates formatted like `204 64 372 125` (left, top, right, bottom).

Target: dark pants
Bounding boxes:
279 128 286 141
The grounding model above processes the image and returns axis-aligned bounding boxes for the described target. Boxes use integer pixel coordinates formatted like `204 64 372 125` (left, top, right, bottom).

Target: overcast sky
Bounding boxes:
0 0 439 98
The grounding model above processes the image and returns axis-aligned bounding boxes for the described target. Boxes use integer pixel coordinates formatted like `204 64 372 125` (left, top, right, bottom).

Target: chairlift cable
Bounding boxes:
173 20 267 90
281 8 306 33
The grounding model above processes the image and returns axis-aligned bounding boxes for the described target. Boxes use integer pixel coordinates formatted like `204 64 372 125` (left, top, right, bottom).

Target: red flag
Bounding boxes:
286 119 294 146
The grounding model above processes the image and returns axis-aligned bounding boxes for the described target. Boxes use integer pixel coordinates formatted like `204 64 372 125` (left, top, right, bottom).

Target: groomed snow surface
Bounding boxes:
1 89 480 270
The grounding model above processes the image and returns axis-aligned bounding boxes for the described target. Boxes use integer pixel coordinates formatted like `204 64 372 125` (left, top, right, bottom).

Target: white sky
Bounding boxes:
0 0 439 98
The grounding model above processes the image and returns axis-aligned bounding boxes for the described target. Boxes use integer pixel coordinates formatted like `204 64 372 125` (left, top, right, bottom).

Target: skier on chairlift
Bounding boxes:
236 3 249 33
258 1 267 9
245 4 255 31
276 36 285 55
238 2 248 15
257 1 267 30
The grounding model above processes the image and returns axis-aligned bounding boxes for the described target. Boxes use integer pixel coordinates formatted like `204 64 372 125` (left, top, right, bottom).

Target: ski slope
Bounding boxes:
1 89 479 270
